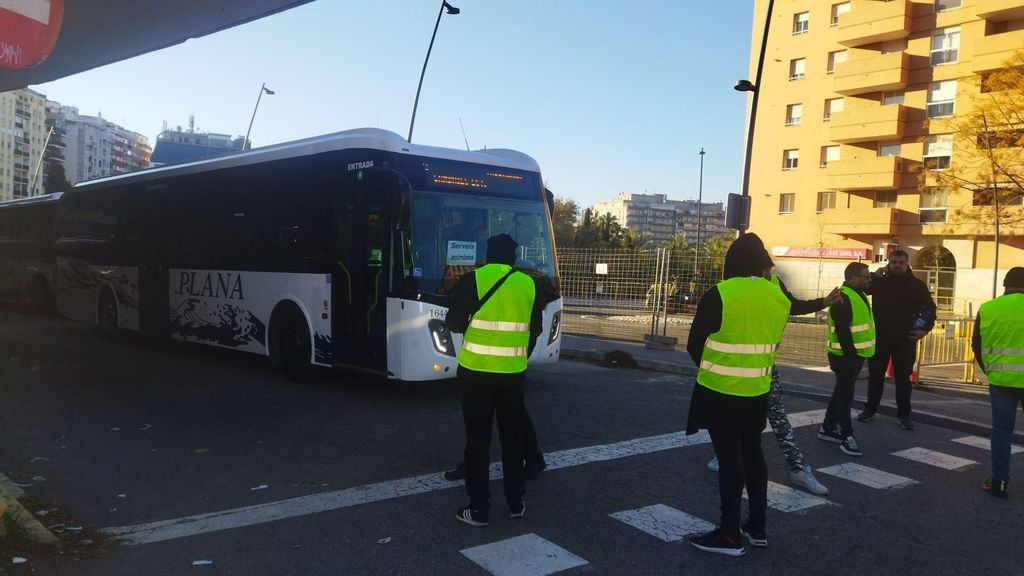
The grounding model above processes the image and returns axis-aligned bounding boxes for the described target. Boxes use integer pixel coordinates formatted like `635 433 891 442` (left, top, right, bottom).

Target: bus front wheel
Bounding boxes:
271 304 315 382
97 289 119 335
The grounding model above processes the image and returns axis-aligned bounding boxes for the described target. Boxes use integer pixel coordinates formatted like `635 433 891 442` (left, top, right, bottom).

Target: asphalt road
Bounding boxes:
1 308 1022 575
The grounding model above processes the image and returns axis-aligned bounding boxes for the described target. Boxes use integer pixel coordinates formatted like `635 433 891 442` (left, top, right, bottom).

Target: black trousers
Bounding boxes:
708 425 768 536
825 354 865 437
460 368 525 513
866 338 917 417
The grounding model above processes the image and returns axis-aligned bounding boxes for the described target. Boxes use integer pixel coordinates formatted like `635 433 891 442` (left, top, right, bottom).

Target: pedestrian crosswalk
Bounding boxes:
460 424 1014 576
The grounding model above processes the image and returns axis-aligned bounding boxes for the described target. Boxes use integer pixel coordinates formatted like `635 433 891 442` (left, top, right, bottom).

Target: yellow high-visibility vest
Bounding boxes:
979 293 1024 388
458 264 536 374
826 285 876 357
697 276 791 397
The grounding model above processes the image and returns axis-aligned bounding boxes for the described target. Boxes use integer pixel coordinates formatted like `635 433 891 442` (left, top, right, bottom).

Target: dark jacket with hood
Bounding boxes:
866 265 936 347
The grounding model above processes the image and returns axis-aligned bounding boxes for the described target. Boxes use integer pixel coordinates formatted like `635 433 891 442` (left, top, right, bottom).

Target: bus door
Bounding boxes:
127 186 172 335
332 169 405 374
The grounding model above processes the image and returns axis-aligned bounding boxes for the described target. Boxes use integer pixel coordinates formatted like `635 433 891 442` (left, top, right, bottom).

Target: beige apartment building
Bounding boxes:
746 0 1024 312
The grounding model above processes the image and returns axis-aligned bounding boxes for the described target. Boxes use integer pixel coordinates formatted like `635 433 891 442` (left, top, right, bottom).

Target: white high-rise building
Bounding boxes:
591 193 727 246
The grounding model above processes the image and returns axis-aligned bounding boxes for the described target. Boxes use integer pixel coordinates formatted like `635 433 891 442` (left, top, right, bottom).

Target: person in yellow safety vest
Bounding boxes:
817 262 874 457
685 233 791 557
972 266 1024 498
444 234 549 527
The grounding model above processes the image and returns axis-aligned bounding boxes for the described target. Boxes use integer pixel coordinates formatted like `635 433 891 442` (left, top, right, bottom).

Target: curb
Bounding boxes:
0 473 60 546
560 347 1024 445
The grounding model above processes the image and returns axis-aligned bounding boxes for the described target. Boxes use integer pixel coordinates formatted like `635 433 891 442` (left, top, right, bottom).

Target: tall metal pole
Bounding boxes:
29 125 55 196
738 0 775 235
244 83 270 152
408 1 459 143
694 148 705 277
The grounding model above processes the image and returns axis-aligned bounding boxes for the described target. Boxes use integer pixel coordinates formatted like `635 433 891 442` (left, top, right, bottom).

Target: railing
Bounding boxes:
557 247 985 385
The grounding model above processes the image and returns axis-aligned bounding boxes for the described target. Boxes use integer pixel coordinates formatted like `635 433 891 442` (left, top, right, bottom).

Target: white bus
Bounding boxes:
54 128 562 381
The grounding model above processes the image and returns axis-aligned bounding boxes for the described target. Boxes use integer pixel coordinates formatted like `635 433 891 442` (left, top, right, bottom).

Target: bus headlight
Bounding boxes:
547 311 561 344
429 319 456 357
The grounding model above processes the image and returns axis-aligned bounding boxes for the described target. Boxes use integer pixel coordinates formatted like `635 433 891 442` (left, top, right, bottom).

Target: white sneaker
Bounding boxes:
707 457 719 472
789 466 829 495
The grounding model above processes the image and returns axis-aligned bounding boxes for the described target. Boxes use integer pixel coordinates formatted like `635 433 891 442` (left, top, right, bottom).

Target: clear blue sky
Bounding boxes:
34 1 755 210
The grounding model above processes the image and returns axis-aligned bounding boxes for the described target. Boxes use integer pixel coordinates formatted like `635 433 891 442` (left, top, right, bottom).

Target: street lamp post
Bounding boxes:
407 0 460 143
243 83 275 151
693 147 705 278
734 0 775 235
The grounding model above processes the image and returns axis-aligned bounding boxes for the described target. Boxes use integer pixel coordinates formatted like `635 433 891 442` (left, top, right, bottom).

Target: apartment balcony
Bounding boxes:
822 207 910 235
833 51 909 96
837 0 912 47
976 0 1024 22
826 155 917 191
830 104 907 144
972 28 1024 73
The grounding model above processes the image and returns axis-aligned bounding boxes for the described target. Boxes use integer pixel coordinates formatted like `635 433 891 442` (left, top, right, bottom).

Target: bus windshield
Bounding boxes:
409 190 556 296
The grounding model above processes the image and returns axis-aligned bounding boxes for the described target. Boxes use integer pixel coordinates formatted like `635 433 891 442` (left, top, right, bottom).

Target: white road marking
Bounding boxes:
952 435 1024 454
609 504 714 542
890 447 978 470
460 533 587 576
100 410 824 546
817 463 917 490
745 481 832 512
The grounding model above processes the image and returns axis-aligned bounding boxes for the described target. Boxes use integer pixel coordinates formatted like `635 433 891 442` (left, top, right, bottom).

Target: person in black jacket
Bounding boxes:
857 250 936 430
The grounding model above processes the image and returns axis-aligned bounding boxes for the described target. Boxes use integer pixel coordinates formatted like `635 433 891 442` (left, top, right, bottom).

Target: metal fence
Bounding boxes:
557 248 982 385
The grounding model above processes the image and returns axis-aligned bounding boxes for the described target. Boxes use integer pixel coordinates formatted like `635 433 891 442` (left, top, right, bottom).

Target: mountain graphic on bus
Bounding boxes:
170 298 266 348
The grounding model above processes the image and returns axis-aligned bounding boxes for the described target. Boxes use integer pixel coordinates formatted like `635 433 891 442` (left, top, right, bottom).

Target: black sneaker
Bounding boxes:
840 436 862 457
897 417 915 431
817 427 843 444
509 501 526 518
443 463 466 481
524 459 547 481
740 523 767 548
857 410 877 422
456 506 489 527
983 479 1008 498
688 528 745 557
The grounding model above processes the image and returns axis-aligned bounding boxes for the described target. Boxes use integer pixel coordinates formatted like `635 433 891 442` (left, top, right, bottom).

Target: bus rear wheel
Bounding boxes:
97 288 119 335
271 305 315 382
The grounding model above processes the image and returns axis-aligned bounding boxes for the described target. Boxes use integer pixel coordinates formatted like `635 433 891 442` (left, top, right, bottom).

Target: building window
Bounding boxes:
783 149 800 170
931 27 960 66
824 97 844 121
923 135 953 170
874 190 897 208
817 191 837 212
786 103 803 126
827 50 847 74
927 80 956 118
820 145 840 167
920 188 948 223
882 92 904 106
789 58 806 81
779 193 796 214
879 143 901 157
831 2 850 26
793 12 809 34
934 0 961 11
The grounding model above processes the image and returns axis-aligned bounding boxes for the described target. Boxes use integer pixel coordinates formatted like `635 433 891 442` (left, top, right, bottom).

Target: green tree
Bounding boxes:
552 196 580 248
43 159 72 194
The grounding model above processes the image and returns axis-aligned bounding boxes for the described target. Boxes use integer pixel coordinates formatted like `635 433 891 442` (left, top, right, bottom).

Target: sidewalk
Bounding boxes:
560 333 1023 444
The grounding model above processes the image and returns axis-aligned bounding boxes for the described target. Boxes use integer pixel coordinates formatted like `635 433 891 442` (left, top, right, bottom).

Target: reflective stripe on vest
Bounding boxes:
458 263 536 374
696 276 791 397
826 285 876 357
979 293 1024 388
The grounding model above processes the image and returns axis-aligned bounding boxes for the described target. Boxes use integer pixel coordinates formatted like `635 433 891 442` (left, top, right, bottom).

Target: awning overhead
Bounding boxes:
0 0 314 92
